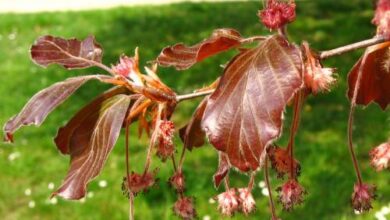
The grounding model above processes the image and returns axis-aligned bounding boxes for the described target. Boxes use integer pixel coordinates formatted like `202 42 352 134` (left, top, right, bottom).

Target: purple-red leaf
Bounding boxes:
202 35 303 172
179 97 208 150
3 75 110 142
213 152 230 188
31 35 103 69
53 94 131 200
157 29 242 70
54 86 131 155
348 42 390 110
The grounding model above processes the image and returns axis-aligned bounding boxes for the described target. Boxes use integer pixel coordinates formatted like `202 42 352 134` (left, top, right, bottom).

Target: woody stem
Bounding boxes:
319 35 386 59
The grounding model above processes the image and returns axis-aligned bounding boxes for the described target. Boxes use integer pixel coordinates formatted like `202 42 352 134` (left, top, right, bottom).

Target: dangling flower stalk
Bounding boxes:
171 155 178 173
143 104 164 174
248 173 255 191
216 177 240 216
347 51 368 185
178 142 187 170
264 158 278 220
287 90 304 179
224 176 230 191
237 173 257 215
170 156 185 198
125 123 135 220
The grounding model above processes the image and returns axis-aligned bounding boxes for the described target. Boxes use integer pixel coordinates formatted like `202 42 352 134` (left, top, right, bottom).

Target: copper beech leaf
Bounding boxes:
53 94 131 200
31 35 103 69
157 28 242 70
213 152 230 188
179 97 208 150
202 35 303 172
54 86 133 155
3 75 110 142
348 42 390 110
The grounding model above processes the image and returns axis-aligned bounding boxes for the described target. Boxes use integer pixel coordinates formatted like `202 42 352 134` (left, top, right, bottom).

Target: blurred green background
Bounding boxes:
0 0 389 219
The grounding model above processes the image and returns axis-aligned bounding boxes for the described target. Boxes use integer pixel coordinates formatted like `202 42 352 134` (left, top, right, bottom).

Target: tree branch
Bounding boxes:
319 35 386 59
175 35 389 103
176 89 215 102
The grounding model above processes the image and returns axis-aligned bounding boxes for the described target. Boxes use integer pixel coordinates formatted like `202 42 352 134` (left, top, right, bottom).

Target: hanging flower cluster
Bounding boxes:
258 0 296 30
215 187 256 216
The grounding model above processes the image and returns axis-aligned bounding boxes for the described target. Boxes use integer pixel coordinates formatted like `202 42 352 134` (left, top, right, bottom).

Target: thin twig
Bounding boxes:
91 60 117 75
319 35 386 59
176 89 215 102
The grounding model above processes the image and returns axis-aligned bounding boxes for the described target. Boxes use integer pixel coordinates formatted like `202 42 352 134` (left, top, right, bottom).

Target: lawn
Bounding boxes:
0 0 389 220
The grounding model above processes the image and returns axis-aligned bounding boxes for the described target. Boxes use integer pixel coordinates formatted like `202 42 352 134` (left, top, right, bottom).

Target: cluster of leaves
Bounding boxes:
3 0 390 219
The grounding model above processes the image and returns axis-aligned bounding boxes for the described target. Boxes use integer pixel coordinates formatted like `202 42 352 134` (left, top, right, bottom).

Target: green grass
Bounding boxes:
0 1 389 220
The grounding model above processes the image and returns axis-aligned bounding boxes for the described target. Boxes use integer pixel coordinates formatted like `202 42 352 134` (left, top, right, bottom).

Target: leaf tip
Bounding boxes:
3 132 14 143
52 186 86 201
49 192 57 199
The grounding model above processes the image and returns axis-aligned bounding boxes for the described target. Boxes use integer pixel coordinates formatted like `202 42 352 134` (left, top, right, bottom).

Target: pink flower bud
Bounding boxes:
303 42 336 94
173 197 197 220
156 120 175 161
237 188 256 215
277 179 306 211
258 0 296 30
373 0 390 39
279 1 296 23
370 142 390 171
306 67 335 94
351 183 376 212
216 189 240 216
111 50 144 86
112 55 139 78
169 171 185 193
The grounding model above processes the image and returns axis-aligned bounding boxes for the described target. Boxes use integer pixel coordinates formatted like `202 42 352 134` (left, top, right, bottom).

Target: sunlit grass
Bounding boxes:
0 1 389 220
